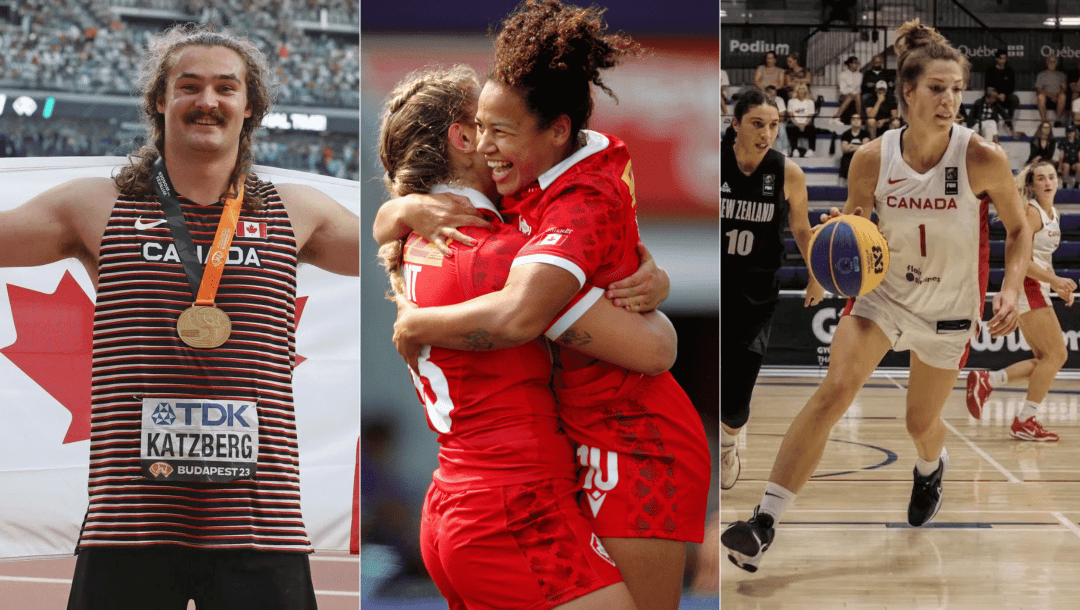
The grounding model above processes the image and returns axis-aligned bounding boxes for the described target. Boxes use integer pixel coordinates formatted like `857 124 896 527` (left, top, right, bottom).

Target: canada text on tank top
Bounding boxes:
401 216 576 492
83 177 309 551
721 146 788 274
1030 200 1060 276
500 131 647 403
873 125 985 323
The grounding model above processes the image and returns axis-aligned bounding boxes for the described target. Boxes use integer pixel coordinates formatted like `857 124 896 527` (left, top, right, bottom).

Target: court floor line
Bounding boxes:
883 372 1022 483
1052 512 1080 540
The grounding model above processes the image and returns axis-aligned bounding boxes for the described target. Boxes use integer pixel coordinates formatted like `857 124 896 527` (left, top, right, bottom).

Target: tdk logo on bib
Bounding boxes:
140 398 259 483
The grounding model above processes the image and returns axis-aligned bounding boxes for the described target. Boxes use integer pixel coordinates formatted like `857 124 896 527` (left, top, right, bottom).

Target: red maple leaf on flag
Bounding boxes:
1 271 309 444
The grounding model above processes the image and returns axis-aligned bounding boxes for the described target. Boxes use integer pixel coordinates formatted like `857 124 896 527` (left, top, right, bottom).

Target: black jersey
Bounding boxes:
721 145 789 303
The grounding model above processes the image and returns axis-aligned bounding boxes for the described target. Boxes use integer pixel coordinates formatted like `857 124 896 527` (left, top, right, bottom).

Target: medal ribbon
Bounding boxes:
151 157 245 306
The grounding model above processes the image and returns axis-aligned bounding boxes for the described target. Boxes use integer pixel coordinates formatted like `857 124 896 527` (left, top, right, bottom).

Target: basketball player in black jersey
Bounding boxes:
721 89 822 491
0 25 358 610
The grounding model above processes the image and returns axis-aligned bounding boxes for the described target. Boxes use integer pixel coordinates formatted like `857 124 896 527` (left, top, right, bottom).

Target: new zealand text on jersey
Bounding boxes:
721 198 776 222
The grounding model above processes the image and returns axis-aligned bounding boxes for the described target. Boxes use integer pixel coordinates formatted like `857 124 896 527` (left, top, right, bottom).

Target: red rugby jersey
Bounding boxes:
501 131 647 403
401 189 575 492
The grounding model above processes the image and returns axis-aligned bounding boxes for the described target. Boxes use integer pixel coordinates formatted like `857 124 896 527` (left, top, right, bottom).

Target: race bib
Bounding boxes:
140 398 259 482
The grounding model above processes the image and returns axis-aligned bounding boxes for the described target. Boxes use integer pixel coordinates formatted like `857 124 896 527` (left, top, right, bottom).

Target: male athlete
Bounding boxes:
0 25 358 609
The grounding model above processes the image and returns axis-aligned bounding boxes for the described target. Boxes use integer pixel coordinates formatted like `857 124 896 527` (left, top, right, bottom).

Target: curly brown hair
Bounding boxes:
113 23 276 210
490 0 645 138
893 19 969 118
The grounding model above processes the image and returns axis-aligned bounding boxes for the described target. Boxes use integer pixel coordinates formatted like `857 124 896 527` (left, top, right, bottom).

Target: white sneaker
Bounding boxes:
721 443 740 490
804 149 814 157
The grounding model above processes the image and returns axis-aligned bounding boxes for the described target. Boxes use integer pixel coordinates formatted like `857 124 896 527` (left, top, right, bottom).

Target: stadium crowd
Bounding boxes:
0 0 358 180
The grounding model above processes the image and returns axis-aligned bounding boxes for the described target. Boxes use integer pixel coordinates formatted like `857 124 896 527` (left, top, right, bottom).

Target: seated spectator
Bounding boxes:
1066 56 1080 117
1059 126 1080 189
754 51 786 97
838 113 868 186
986 49 1020 135
764 85 791 154
861 54 891 112
786 83 818 157
887 116 905 132
866 79 897 139
967 86 1007 144
721 68 730 117
1037 55 1068 125
834 55 862 123
1028 120 1057 165
782 52 811 101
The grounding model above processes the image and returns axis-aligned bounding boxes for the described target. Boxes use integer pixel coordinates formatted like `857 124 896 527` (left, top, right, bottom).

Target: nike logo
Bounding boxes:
135 217 168 231
887 177 906 185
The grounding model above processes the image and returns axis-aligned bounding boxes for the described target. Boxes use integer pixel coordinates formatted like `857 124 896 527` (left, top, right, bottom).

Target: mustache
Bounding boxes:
183 109 227 124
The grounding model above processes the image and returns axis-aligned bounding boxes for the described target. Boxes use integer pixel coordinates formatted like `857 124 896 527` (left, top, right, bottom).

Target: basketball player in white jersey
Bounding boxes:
967 158 1074 441
722 19 1032 572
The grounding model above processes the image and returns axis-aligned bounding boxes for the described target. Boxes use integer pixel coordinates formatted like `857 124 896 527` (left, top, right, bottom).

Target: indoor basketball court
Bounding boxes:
722 370 1080 609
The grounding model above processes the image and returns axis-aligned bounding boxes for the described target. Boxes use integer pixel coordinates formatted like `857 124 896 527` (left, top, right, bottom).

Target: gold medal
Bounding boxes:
177 305 232 348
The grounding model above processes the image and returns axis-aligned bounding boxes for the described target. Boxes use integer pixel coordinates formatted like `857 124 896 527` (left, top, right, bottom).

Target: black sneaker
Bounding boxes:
721 506 775 572
907 452 948 526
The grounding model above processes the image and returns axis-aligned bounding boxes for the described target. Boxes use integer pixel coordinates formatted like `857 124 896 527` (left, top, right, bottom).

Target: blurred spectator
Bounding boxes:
786 83 817 157
887 116 905 131
838 113 867 186
821 0 857 30
866 79 897 139
985 49 1020 135
721 68 729 117
782 52 811 101
1059 125 1080 189
753 51 786 97
1066 56 1080 116
861 54 891 111
834 55 862 124
765 85 791 154
1027 120 1057 164
1036 54 1067 126
967 86 1007 144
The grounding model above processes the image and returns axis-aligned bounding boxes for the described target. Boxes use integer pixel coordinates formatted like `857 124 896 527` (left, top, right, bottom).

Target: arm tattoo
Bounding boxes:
556 326 593 348
462 328 495 351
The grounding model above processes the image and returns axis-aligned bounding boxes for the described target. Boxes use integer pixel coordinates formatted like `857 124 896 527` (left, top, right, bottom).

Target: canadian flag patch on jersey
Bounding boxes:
538 232 568 246
240 221 267 238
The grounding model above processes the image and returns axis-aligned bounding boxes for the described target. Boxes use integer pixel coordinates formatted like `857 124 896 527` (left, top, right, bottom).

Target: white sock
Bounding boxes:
988 369 1008 387
759 482 796 524
721 427 739 447
1019 400 1040 422
915 447 949 476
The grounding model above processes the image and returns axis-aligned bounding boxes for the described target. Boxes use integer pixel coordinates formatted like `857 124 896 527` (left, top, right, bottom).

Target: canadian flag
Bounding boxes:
241 221 267 238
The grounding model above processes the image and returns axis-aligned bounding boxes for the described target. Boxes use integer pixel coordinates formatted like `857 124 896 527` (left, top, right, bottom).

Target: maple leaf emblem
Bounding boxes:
1 271 310 444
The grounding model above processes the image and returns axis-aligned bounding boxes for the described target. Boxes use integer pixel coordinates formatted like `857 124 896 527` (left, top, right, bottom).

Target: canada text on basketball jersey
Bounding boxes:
884 196 958 210
721 198 776 222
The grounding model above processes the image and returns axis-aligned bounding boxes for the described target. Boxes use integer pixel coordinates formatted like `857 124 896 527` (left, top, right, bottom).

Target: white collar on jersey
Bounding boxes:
536 129 610 191
430 183 503 222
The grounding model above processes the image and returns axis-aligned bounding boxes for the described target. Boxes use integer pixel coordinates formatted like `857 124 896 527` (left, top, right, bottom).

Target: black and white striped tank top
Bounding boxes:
80 177 311 552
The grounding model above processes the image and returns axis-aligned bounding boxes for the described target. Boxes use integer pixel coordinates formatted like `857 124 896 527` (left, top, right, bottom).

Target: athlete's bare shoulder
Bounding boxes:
965 131 1008 166
0 176 118 277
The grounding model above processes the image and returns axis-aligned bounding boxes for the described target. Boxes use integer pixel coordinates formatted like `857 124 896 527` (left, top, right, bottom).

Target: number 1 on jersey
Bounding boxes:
918 224 926 257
